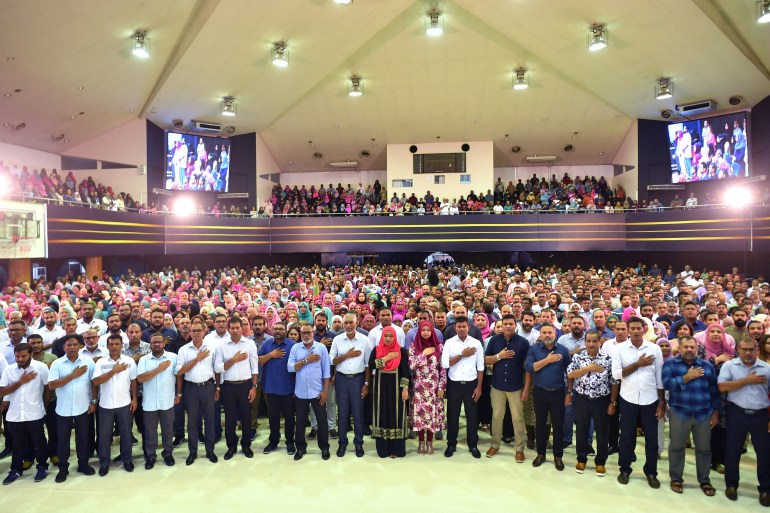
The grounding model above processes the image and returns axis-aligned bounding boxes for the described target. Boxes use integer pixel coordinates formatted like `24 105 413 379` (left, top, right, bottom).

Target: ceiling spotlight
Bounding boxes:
221 96 237 117
272 42 289 68
655 78 673 100
512 68 529 90
758 1 770 23
131 31 150 59
172 197 196 216
348 75 363 97
426 9 444 37
587 24 607 51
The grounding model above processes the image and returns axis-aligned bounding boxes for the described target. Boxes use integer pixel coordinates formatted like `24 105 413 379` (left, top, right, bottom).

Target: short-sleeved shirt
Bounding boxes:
485 333 530 392
137 351 177 411
258 338 296 395
525 342 571 390
93 354 137 409
717 358 770 410
0 360 49 422
49 355 95 417
330 331 372 375
567 350 616 399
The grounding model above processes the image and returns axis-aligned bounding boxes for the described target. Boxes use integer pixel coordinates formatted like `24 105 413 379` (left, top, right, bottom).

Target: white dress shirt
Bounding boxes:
368 324 406 347
33 325 65 352
215 337 259 381
98 330 129 347
330 331 372 375
0 360 49 422
601 338 625 358
76 318 108 336
175 341 216 383
441 334 485 381
203 330 230 350
92 354 137 409
611 340 663 406
79 346 109 361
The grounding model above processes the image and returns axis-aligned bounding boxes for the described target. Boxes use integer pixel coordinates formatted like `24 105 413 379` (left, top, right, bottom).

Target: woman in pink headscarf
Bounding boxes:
702 323 735 365
264 305 279 334
408 320 446 455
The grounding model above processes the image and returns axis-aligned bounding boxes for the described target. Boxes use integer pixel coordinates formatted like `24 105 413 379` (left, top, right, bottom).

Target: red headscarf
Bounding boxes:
376 326 401 371
411 320 442 365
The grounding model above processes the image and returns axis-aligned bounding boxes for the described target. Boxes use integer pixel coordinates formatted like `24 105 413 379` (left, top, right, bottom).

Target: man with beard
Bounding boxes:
310 312 338 440
48 335 96 482
668 301 706 339
248 315 272 442
558 315 587 449
258 322 296 455
0 343 50 485
51 318 78 358
516 311 540 346
141 309 176 343
75 302 107 337
725 307 749 342
718 338 770 506
98 313 128 347
117 304 133 332
525 323 571 471
129 301 149 332
91 334 138 476
27 335 58 463
33 308 64 352
137 333 177 469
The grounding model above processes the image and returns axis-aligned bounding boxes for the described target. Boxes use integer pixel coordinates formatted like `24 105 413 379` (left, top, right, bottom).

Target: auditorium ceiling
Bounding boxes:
1 0 769 171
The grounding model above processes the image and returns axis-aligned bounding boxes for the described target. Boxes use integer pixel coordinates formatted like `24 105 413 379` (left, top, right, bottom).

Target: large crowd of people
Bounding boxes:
0 261 768 505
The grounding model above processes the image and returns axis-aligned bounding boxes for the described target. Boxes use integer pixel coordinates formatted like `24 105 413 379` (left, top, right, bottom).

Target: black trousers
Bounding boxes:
295 397 329 452
265 393 295 446
618 397 658 476
7 419 48 473
56 412 91 470
534 386 565 457
97 406 132 466
608 399 621 449
44 400 57 457
221 381 251 450
446 378 479 449
183 380 216 454
574 393 610 465
335 373 365 447
725 403 770 492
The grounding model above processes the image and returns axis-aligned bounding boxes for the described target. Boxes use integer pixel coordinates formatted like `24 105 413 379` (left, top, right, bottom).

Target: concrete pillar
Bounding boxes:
85 256 103 280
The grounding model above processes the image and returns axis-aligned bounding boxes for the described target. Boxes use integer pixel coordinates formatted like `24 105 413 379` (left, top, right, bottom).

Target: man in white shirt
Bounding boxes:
33 308 64 353
601 320 628 454
0 342 50 485
137 333 177 469
611 316 665 489
97 313 128 347
441 316 485 459
214 317 258 460
92 333 138 476
368 308 405 347
76 302 107 336
330 313 372 458
516 311 540 346
79 329 108 362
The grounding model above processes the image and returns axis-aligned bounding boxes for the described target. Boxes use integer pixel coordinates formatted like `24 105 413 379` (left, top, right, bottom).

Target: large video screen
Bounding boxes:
165 132 231 191
668 112 748 183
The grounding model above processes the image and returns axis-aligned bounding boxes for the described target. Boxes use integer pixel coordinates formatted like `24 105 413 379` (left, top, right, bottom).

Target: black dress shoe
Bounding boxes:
607 446 618 455
336 445 347 457
263 443 278 454
0 447 12 459
172 435 186 447
124 462 134 472
618 471 630 485
55 469 68 483
293 449 306 461
163 456 175 466
186 453 197 466
554 457 564 471
444 445 456 458
646 475 660 489
321 450 331 460
329 429 338 439
286 443 296 455
77 465 95 476
242 448 254 458
364 427 372 436
725 487 738 501
206 451 218 463
759 492 769 507
532 454 546 467
98 465 109 477
469 447 481 459
112 455 122 463
145 459 155 470
355 445 365 458
224 448 236 460
308 429 317 440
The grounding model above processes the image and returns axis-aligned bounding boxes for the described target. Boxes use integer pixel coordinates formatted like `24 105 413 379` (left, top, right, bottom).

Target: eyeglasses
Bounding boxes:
191 329 204 333
300 331 313 335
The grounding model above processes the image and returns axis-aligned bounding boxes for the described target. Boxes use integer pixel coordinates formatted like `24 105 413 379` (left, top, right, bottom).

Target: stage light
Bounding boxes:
348 75 363 97
221 96 237 117
513 68 529 90
426 9 443 37
132 31 150 59
587 24 607 51
758 1 770 23
723 186 751 207
173 197 196 216
655 78 673 100
272 42 289 68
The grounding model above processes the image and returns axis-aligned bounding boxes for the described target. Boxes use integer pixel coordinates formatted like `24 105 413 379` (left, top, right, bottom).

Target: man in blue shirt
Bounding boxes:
484 314 529 462
288 323 331 461
137 333 178 469
662 335 720 495
717 338 770 506
525 323 571 471
257 322 296 455
47 335 96 482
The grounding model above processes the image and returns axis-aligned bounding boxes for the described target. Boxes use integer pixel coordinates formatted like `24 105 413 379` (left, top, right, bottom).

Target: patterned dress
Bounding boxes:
408 344 446 432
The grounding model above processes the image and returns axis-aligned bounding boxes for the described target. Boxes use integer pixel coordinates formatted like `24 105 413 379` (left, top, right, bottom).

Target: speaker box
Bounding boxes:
461 143 470 152
409 145 418 153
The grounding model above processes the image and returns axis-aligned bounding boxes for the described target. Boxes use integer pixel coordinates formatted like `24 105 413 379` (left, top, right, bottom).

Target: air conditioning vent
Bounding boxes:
190 120 222 133
675 100 716 116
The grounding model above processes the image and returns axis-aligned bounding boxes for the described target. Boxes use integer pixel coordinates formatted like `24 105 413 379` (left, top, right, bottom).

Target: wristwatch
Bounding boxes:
90 399 98 405
303 358 308 365
176 393 183 398
611 400 618 406
364 381 369 386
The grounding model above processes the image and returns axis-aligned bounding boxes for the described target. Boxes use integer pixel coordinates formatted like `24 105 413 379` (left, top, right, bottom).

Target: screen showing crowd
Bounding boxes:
668 112 748 184
165 132 231 192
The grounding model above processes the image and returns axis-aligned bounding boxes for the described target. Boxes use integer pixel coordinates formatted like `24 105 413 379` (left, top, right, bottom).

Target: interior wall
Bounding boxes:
256 133 280 206
612 120 640 200
494 165 614 187
0 141 61 175
277 170 386 189
62 118 147 167
387 141 493 203
64 168 148 204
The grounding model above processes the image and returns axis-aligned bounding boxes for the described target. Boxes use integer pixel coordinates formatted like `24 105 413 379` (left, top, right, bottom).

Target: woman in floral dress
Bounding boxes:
408 320 447 455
